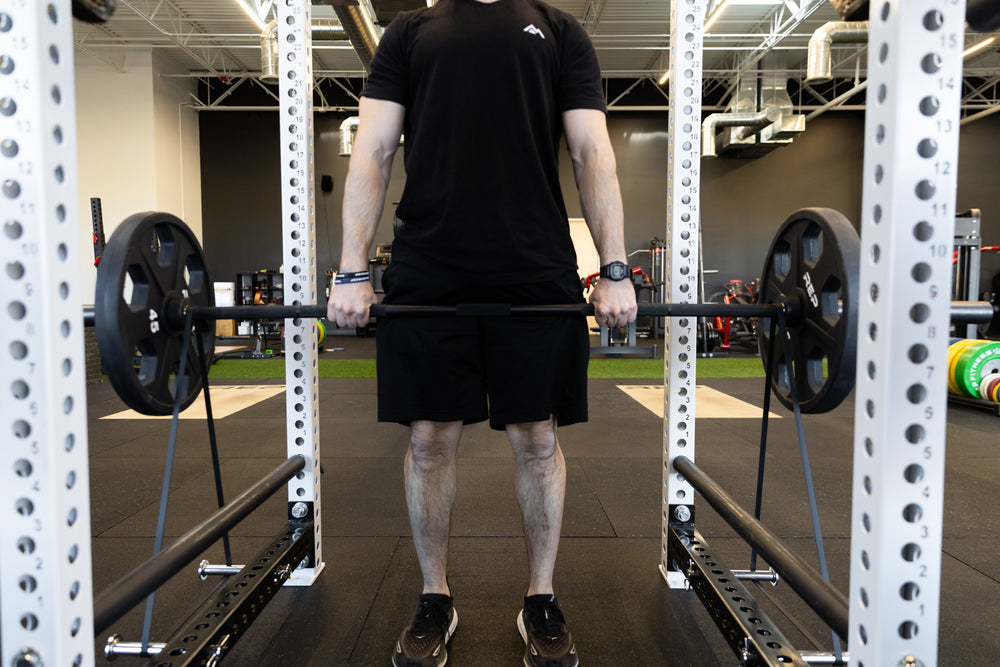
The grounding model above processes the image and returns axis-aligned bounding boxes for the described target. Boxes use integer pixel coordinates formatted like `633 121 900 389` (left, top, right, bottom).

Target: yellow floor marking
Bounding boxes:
617 385 782 419
101 385 286 420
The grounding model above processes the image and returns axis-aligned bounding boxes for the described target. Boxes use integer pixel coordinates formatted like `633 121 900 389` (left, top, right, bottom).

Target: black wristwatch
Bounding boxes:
599 261 629 281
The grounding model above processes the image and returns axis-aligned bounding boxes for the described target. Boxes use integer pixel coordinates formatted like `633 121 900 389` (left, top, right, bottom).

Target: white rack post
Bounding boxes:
660 0 705 587
849 2 965 665
278 0 324 585
0 1 95 665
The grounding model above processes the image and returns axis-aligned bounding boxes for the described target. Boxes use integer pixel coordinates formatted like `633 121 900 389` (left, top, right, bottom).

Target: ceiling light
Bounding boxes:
703 0 731 34
658 70 671 86
963 37 995 58
234 0 268 32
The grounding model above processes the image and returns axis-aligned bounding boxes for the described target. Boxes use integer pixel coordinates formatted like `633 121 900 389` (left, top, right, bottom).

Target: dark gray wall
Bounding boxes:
200 111 1000 296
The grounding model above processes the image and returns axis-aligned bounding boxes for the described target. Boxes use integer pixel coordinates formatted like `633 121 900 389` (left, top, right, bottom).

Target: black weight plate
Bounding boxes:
95 212 214 415
757 208 860 414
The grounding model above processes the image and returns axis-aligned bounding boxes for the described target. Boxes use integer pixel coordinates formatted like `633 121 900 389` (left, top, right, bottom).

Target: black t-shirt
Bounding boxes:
362 0 606 284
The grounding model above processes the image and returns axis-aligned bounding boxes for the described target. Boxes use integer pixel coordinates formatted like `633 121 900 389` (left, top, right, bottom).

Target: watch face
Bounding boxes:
609 262 628 280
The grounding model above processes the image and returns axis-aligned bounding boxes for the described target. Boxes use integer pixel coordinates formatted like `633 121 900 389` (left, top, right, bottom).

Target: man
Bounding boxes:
327 1 637 664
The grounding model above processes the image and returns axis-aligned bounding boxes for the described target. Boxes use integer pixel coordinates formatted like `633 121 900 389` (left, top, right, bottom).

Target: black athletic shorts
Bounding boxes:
375 264 590 430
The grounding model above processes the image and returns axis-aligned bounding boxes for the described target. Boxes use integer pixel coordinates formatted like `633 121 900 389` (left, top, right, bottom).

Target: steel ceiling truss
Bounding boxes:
187 74 364 111
117 0 250 77
963 74 1000 107
74 23 130 72
707 0 827 107
581 0 611 35
245 0 277 24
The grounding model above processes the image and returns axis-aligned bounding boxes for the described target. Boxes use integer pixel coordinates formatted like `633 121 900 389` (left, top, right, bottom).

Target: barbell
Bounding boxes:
88 209 996 417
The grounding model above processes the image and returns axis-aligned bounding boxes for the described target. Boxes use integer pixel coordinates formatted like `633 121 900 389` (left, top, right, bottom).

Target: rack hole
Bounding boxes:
19 575 37 592
917 138 937 158
903 504 923 523
15 497 33 516
908 344 929 363
905 424 925 444
904 464 924 484
907 384 927 404
14 458 31 477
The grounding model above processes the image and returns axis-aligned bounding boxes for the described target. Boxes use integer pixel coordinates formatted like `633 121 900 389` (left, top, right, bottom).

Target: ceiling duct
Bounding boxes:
702 107 781 158
703 56 805 159
806 21 869 84
339 116 403 157
261 18 348 84
313 0 382 73
332 6 379 72
339 117 360 156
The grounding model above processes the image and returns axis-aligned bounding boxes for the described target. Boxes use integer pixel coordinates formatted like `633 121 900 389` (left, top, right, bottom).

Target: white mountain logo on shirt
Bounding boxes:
523 24 545 39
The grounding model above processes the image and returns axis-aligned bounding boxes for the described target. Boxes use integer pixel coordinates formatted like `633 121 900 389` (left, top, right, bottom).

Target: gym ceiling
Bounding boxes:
72 0 1000 114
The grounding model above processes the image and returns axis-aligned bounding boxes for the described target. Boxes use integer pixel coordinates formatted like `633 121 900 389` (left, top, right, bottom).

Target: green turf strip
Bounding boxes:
208 357 764 380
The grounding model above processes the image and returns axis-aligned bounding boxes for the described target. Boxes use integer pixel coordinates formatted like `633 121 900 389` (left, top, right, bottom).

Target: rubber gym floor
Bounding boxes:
86 333 999 666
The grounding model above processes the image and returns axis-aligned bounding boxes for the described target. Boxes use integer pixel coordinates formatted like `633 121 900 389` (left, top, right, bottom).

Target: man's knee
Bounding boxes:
508 417 558 461
409 420 462 467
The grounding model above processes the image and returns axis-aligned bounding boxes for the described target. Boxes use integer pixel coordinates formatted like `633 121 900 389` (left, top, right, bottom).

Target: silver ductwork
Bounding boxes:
702 107 780 158
332 3 380 73
703 58 806 159
261 20 280 84
311 18 349 41
339 117 360 156
339 116 404 157
806 21 869 84
261 18 348 84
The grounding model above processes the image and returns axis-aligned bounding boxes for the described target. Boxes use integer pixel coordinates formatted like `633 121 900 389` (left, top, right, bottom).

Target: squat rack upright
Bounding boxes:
659 2 964 666
1 3 96 666
0 2 326 666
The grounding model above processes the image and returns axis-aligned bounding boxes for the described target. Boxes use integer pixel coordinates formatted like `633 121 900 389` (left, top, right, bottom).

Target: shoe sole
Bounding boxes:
516 610 579 667
391 608 458 667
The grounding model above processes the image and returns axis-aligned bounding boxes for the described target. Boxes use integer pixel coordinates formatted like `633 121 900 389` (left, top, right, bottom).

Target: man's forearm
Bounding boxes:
574 146 627 264
339 151 392 272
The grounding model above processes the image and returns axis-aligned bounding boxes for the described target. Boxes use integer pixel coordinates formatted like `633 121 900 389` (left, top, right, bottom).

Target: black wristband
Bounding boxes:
334 271 370 285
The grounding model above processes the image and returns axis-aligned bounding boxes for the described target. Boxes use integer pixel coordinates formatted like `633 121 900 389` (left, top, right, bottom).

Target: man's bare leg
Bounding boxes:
507 416 566 596
405 419 463 596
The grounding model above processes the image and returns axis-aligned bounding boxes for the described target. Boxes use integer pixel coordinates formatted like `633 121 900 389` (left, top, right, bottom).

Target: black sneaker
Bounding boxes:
516 595 579 667
392 593 458 667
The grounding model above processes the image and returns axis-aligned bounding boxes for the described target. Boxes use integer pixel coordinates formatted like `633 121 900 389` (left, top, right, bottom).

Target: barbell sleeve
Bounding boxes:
949 300 998 324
